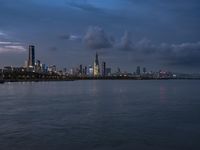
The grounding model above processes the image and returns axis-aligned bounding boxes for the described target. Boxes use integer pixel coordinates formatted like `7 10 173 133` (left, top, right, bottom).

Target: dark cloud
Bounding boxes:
127 40 200 67
83 26 113 50
119 31 133 51
161 42 200 66
115 30 200 67
118 33 156 54
134 39 157 54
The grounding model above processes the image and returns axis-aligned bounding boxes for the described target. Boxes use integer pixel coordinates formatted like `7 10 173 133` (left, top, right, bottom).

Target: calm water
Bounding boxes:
0 80 200 150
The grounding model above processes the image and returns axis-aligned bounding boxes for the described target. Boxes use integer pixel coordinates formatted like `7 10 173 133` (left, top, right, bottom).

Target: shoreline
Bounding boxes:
1 77 200 83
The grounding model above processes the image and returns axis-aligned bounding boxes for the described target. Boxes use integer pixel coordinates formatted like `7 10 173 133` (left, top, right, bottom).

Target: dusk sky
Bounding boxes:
0 0 200 73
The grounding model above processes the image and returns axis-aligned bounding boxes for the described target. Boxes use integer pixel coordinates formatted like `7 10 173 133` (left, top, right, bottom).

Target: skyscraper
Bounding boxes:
106 68 112 76
93 53 100 76
79 64 83 75
28 45 35 67
35 60 41 72
88 65 93 76
101 61 106 77
143 67 147 74
136 66 141 75
84 66 87 75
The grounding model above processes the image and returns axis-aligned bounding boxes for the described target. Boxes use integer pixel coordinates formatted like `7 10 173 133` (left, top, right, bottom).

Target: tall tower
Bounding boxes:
101 61 106 77
28 45 35 67
93 53 100 76
136 66 141 75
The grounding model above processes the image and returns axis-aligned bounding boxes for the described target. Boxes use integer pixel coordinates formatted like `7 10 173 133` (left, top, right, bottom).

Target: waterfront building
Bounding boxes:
101 62 106 77
24 60 28 68
88 65 93 76
69 68 74 75
3 66 13 72
117 67 121 74
63 68 67 74
93 53 100 76
136 66 141 75
69 67 79 76
83 66 87 76
48 65 57 73
35 60 41 72
143 67 147 74
28 45 35 67
40 64 46 73
106 68 112 76
79 64 83 75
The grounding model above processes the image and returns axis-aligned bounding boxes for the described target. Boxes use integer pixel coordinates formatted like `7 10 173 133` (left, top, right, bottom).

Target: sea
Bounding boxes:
0 80 200 150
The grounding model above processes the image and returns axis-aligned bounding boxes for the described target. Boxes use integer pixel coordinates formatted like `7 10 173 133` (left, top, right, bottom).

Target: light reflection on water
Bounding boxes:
159 86 167 104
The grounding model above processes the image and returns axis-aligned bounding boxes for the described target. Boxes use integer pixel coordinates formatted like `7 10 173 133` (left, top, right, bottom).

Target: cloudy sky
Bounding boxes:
0 0 200 73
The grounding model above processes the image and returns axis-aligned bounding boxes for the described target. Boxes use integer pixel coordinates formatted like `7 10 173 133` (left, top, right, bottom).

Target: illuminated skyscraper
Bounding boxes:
88 65 93 76
93 53 100 76
28 45 35 67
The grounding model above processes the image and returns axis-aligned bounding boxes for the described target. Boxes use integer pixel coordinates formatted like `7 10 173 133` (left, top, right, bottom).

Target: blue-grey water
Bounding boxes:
0 80 200 150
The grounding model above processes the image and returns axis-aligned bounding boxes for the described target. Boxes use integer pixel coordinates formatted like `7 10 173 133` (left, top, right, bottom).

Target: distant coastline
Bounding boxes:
1 76 200 83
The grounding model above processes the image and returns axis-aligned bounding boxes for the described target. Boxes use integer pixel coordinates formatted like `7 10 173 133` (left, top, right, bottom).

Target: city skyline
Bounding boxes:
0 0 200 73
2 44 187 81
0 44 179 76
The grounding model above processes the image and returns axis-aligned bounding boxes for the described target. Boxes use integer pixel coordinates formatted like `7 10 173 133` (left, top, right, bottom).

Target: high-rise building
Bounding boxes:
88 65 93 76
28 45 35 67
106 68 112 76
143 67 147 74
136 66 141 75
79 64 83 75
84 66 87 75
40 64 46 73
35 60 41 72
93 53 100 76
24 60 28 68
101 61 106 77
117 67 121 73
48 65 56 73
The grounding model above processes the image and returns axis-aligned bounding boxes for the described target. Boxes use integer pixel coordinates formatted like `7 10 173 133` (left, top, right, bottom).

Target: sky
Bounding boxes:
0 0 200 73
